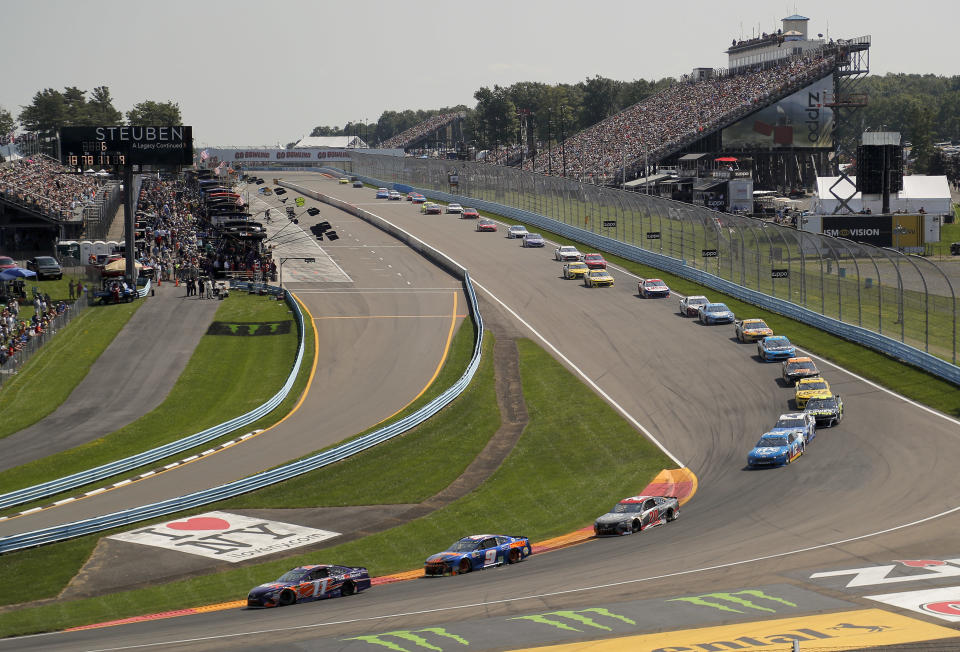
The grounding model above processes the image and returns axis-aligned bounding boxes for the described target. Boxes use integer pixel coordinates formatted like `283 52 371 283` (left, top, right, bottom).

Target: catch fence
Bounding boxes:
350 153 959 368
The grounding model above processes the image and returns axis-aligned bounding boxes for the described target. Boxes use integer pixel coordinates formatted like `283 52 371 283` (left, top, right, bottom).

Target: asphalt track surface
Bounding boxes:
0 187 465 537
0 283 220 472
5 173 960 651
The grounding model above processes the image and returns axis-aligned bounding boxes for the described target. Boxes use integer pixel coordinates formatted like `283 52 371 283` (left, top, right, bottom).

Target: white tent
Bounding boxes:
813 175 952 216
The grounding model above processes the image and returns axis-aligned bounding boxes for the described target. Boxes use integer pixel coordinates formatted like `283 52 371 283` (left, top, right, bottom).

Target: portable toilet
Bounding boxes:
94 241 109 258
79 240 96 264
106 240 121 255
56 240 80 263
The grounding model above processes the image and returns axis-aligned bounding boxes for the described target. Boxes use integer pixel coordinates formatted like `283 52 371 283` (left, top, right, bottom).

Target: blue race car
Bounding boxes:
771 412 816 443
757 335 796 361
747 431 805 468
698 302 735 324
375 187 389 199
247 564 371 608
424 534 532 576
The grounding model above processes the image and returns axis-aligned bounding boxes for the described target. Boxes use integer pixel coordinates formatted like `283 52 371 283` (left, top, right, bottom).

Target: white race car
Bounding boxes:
446 203 463 214
507 225 529 239
554 245 583 261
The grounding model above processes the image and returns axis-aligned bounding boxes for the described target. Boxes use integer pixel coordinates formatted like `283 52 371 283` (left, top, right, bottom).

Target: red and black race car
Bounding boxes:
247 564 370 607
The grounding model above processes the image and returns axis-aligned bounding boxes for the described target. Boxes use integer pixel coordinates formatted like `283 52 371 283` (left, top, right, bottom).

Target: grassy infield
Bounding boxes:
0 205 959 634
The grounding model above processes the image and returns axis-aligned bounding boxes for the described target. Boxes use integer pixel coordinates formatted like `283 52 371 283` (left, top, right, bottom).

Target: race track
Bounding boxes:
0 185 465 537
4 172 959 651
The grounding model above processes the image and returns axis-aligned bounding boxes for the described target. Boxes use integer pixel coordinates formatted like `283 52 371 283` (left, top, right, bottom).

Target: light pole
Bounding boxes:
560 104 567 178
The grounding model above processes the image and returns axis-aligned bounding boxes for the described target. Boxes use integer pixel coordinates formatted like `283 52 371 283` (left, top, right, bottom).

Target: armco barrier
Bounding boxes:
0 235 483 553
0 288 305 513
327 168 960 387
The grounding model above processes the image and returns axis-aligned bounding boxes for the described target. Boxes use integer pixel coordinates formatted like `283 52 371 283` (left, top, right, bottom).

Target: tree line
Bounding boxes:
304 73 960 171
0 86 182 158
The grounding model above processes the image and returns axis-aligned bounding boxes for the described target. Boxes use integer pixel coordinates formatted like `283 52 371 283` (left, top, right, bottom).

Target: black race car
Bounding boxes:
247 564 370 608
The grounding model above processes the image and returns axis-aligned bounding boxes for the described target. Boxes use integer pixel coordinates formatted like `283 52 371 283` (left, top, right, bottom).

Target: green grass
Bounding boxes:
0 316 473 610
219 321 495 508
375 169 960 365
393 180 960 413
927 214 960 257
0 294 299 500
0 337 673 636
0 299 141 439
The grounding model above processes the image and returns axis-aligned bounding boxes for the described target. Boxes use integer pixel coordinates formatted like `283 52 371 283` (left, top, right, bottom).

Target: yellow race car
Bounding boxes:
584 269 614 287
795 377 832 409
339 177 349 184
734 318 773 343
563 261 589 279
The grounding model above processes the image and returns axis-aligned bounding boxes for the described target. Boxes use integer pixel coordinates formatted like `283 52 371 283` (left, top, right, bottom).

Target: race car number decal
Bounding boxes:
485 549 497 565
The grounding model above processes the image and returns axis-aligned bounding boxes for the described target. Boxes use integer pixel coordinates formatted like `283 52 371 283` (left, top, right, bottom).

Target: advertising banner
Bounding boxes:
722 75 834 149
109 511 339 562
821 215 892 247
205 148 353 163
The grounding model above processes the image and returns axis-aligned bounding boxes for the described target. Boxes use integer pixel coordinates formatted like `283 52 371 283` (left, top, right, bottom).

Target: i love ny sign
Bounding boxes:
109 511 340 562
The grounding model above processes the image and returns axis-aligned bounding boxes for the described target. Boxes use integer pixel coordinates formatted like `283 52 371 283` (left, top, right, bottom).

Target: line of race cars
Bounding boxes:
252 185 848 611
678 294 844 468
379 186 846 468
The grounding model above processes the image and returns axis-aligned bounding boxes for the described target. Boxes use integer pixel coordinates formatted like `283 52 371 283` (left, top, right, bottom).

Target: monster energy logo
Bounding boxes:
206 320 292 336
509 607 635 632
668 589 798 613
344 627 468 651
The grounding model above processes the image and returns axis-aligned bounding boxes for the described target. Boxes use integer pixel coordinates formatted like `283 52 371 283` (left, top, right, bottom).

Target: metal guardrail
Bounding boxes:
0 202 484 553
334 167 960 387
0 287 305 513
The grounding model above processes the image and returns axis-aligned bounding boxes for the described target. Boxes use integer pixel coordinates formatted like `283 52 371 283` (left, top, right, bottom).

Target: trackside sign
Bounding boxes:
109 511 339 561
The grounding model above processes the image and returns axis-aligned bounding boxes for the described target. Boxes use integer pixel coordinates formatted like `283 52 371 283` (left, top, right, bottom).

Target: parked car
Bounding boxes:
26 256 63 280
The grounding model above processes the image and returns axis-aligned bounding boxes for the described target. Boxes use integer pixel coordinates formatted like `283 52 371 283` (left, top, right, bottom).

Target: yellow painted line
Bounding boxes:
368 291 460 427
509 609 959 651
313 313 468 320
3 294 321 522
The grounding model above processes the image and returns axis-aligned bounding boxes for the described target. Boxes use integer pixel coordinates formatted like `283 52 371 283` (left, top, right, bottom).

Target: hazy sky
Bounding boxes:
2 0 956 147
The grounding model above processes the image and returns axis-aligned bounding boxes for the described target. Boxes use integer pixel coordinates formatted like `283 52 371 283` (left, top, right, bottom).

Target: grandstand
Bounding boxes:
380 112 466 150
0 155 116 251
518 16 869 192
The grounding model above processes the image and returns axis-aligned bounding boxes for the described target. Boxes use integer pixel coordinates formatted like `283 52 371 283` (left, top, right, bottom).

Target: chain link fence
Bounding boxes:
0 288 88 390
350 153 958 365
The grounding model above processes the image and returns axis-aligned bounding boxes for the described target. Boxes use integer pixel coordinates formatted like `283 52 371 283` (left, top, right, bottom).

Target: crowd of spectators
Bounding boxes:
0 294 69 368
381 112 465 149
518 52 837 180
134 178 276 290
0 156 103 220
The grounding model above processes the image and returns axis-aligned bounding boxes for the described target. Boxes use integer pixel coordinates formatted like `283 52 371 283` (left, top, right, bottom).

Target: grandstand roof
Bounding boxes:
293 136 367 149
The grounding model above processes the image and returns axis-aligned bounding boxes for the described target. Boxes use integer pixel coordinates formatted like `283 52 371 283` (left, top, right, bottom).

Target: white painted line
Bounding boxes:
20 507 42 515
53 497 76 506
239 433 255 440
85 488 106 496
472 279 684 468
0 517 7 522
163 463 179 470
201 449 217 456
182 455 199 463
139 471 155 478
113 480 132 488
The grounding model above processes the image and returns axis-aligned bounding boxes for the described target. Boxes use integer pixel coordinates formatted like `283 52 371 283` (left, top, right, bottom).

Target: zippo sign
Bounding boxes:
109 511 339 562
